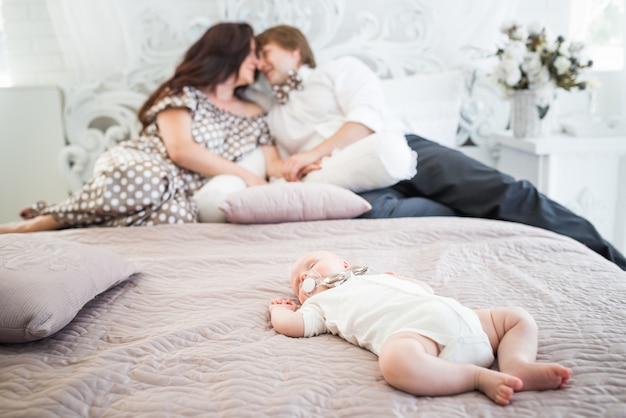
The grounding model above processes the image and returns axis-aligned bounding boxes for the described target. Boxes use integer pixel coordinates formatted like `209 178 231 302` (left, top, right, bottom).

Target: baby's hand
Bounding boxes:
269 298 298 313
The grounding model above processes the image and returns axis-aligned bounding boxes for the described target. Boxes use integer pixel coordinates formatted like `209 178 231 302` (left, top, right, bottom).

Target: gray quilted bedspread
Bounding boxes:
1 217 625 417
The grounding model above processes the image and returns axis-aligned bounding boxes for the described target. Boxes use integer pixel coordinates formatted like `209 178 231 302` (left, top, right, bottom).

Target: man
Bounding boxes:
255 24 626 270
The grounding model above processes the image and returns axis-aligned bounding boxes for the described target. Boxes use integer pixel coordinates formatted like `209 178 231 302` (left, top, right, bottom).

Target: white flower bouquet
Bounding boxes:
494 20 593 98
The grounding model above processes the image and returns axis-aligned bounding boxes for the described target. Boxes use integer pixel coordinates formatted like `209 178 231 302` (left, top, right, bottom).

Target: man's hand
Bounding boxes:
299 161 322 177
282 151 321 181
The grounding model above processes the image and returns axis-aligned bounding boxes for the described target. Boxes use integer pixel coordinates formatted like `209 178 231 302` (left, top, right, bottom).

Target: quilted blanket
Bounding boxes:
1 217 625 417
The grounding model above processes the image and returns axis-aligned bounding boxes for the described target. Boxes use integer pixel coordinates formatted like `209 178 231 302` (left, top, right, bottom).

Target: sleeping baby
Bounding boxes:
268 250 571 406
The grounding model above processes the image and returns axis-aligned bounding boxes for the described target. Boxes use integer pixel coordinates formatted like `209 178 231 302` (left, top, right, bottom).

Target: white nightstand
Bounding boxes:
493 131 626 253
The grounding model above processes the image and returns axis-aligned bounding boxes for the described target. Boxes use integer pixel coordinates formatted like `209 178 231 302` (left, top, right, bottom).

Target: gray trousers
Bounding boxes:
358 134 626 270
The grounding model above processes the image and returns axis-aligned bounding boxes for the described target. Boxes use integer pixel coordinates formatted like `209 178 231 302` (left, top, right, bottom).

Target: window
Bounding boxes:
574 0 624 71
0 0 10 86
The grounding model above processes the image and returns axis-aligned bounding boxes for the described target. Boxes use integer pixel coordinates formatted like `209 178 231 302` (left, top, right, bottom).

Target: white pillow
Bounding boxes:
193 148 266 223
302 132 417 193
218 182 372 224
194 175 247 222
382 70 463 148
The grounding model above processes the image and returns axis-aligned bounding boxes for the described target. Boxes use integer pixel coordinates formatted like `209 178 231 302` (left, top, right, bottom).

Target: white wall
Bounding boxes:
2 0 623 113
0 86 68 223
0 0 624 199
0 0 68 221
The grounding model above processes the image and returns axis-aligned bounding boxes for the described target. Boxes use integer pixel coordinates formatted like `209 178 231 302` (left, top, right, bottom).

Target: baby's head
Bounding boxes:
290 250 350 303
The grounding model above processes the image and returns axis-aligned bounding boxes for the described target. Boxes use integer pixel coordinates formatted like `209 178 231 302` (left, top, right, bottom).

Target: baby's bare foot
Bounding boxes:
505 362 571 392
475 368 523 406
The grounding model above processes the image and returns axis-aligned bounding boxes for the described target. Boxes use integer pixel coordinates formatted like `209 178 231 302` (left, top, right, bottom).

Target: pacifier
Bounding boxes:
300 266 369 295
301 270 322 294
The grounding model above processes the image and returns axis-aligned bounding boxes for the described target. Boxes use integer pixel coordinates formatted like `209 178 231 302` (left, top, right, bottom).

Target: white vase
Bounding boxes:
510 90 556 138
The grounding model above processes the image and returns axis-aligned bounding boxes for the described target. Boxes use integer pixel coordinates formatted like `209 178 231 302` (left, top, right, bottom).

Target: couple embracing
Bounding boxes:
2 22 624 272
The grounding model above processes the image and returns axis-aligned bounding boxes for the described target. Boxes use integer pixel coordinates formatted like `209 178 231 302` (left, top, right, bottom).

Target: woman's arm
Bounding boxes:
157 108 268 186
269 299 305 337
261 145 285 179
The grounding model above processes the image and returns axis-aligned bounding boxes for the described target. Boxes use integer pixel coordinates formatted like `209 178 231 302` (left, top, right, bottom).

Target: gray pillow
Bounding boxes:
0 234 139 343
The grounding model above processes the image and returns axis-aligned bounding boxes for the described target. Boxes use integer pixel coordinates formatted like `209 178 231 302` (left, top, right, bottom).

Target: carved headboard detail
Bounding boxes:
58 0 508 193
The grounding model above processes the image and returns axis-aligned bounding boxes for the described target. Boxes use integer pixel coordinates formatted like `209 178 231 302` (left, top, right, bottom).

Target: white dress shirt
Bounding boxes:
267 56 403 158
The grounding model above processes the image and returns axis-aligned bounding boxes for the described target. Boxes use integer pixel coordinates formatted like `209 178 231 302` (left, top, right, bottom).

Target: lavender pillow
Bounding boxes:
218 182 372 224
0 234 139 343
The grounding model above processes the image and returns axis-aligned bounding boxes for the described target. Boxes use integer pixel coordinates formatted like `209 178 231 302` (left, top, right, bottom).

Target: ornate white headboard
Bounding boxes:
58 0 509 193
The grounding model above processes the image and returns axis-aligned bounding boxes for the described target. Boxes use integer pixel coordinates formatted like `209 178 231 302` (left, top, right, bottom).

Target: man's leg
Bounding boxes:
358 188 458 218
394 134 626 270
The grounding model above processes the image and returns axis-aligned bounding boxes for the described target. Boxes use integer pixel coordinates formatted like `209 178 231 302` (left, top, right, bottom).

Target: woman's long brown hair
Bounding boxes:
137 22 254 130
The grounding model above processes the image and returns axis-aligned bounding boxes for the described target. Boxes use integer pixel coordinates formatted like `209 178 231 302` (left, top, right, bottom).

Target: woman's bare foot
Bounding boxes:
0 215 63 234
475 368 523 406
504 362 571 392
0 221 27 234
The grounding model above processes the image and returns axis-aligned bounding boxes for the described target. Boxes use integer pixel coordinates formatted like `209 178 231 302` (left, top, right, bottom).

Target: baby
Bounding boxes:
269 250 572 406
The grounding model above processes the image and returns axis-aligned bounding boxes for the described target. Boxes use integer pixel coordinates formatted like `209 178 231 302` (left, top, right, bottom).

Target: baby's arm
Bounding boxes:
269 299 305 338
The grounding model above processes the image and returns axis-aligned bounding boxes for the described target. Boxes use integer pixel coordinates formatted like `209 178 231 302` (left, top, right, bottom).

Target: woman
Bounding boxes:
1 22 276 234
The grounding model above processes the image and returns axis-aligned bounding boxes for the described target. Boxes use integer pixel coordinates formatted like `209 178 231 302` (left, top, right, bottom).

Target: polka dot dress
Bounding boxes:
42 86 274 227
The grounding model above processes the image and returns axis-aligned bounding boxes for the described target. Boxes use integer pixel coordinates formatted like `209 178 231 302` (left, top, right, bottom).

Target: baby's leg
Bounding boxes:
475 307 571 391
378 332 522 405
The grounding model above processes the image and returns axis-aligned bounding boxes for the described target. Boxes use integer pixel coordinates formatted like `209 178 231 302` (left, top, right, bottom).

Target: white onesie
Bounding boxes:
299 274 495 367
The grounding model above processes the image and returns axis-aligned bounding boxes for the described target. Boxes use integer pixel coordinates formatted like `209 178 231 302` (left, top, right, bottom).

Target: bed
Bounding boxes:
1 217 626 417
3 2 626 416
